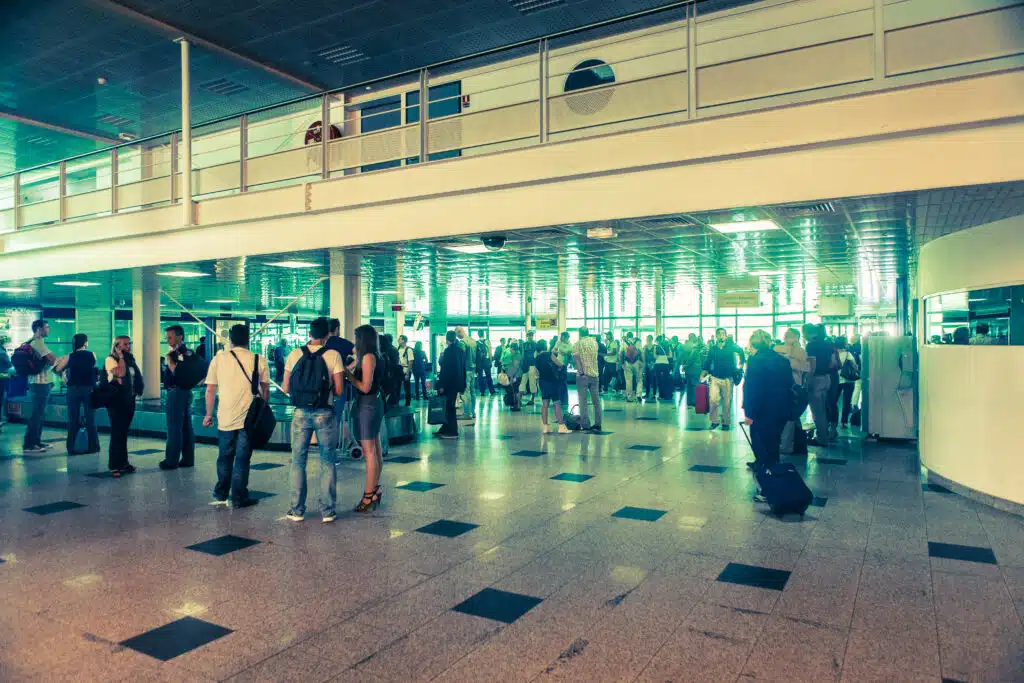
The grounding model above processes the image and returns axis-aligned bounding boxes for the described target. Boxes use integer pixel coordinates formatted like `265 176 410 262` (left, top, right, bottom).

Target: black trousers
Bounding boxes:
477 367 494 395
414 372 427 399
400 374 413 405
839 382 856 424
440 392 459 435
826 374 840 425
750 418 785 468
107 401 136 471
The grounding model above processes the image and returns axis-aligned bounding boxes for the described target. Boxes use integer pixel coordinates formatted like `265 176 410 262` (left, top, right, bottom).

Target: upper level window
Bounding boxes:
564 59 615 92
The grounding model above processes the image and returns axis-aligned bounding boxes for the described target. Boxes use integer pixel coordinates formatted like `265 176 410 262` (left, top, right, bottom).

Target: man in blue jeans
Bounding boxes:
203 325 269 509
326 318 355 456
160 325 196 470
23 320 57 454
282 318 344 522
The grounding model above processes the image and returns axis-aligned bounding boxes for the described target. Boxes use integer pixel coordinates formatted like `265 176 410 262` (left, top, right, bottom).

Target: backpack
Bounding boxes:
840 355 860 381
476 341 489 369
12 341 44 377
289 347 332 409
171 351 208 390
624 345 639 363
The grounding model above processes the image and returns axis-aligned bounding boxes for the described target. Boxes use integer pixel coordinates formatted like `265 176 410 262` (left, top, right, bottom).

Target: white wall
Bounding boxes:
918 215 1024 506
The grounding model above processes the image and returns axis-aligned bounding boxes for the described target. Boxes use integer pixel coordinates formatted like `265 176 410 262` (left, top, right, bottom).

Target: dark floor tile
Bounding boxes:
716 562 791 591
130 448 163 455
628 444 661 451
813 457 847 466
249 462 285 471
635 417 658 421
810 496 828 508
923 483 954 494
187 535 261 557
494 436 516 441
941 678 966 683
612 506 667 522
928 541 997 565
23 501 86 515
452 588 543 624
397 481 445 492
248 490 276 500
120 617 232 661
386 456 421 464
587 430 614 435
689 465 728 473
512 450 546 458
602 408 624 413
551 473 594 483
416 519 479 538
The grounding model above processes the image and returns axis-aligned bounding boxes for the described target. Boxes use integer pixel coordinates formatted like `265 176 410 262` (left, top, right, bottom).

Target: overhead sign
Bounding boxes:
717 275 760 292
535 314 558 330
717 291 761 308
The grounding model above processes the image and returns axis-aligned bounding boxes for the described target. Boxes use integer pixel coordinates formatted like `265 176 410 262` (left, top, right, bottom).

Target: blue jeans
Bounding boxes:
66 385 99 453
215 429 253 503
289 408 338 516
23 383 52 449
164 388 195 466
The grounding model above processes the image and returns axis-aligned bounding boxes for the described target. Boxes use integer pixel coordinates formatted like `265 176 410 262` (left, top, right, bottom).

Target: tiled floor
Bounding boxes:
1 394 1022 682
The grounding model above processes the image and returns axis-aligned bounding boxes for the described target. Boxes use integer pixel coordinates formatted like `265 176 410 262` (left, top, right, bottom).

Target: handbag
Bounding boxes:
230 351 277 450
427 394 447 425
496 371 510 386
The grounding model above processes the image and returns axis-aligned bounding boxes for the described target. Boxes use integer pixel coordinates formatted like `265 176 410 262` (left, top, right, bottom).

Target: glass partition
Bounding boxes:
924 286 1022 345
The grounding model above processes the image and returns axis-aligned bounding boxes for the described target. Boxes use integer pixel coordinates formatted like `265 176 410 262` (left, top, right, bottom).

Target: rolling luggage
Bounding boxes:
659 372 675 401
427 394 447 425
563 405 581 431
694 382 709 414
755 463 813 517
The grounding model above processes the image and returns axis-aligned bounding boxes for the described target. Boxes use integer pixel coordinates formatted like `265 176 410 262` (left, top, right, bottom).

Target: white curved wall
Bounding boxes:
918 215 1024 506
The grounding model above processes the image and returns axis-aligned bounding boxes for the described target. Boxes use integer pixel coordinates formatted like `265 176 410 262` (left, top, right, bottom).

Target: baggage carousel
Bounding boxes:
3 389 419 452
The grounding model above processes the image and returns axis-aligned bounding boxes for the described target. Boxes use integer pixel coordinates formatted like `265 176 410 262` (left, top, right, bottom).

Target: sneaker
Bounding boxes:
39 443 53 450
322 512 337 523
721 424 731 432
209 498 229 507
230 498 259 509
557 424 571 434
22 446 47 454
438 433 458 440
753 493 768 504
588 424 603 433
158 461 178 471
285 511 304 522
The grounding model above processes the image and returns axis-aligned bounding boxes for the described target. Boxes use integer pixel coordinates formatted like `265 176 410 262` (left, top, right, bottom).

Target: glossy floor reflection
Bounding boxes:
1 394 1022 682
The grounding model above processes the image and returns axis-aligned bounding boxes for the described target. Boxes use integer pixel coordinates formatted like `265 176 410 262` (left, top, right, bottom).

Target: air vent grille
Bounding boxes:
776 202 836 216
96 113 135 127
199 78 250 96
316 44 369 67
509 0 566 15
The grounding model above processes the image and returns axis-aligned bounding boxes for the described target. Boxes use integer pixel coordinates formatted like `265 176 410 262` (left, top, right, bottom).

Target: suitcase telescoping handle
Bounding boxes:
739 422 753 449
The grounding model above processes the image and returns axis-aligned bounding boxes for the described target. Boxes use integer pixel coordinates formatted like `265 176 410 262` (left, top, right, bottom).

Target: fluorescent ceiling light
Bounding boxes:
159 270 209 278
373 290 398 295
52 281 100 287
266 260 319 269
0 287 31 293
587 226 617 239
968 297 988 302
748 270 784 276
708 219 780 234
441 244 490 255
206 299 237 304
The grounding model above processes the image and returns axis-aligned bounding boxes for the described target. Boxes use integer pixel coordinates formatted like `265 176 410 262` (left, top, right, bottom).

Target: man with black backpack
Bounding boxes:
282 317 344 523
476 330 495 396
159 325 200 470
15 320 57 453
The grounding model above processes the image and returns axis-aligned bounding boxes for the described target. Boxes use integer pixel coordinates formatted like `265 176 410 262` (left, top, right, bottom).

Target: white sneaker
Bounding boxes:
285 512 304 522
40 443 53 450
209 499 229 507
322 513 337 523
22 446 47 454
557 424 571 434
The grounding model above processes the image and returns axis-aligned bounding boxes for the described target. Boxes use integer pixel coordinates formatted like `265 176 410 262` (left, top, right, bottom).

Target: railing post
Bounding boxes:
239 113 248 192
12 173 20 230
687 2 697 119
320 94 330 180
538 39 549 143
178 37 193 226
58 161 67 222
110 149 118 215
873 0 886 81
418 69 429 163
169 132 178 204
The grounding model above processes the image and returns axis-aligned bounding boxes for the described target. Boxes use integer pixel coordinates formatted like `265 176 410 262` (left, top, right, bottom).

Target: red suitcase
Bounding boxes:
694 382 709 414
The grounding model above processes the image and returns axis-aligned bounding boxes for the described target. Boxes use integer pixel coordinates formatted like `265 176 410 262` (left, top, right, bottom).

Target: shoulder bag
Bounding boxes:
231 352 277 450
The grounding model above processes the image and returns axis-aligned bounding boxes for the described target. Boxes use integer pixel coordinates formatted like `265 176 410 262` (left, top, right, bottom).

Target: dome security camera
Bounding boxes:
482 235 507 252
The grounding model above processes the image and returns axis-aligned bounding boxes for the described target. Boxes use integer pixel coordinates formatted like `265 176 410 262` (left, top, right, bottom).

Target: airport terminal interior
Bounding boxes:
1 0 1023 681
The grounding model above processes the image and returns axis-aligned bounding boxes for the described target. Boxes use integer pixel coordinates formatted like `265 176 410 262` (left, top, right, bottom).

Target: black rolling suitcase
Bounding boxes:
659 371 675 400
741 424 813 517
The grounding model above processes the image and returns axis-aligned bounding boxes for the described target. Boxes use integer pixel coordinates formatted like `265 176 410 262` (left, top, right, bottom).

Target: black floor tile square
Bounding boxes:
628 444 661 451
512 450 546 458
689 465 728 473
928 541 997 565
250 462 285 471
23 501 86 515
130 448 163 455
612 506 667 522
186 535 261 557
416 519 479 538
452 588 543 624
814 457 847 466
716 562 791 591
635 417 658 421
494 436 516 441
386 456 420 464
602 408 624 413
551 473 594 483
120 617 232 661
941 678 967 683
923 483 954 494
248 490 276 500
810 496 828 508
397 481 445 492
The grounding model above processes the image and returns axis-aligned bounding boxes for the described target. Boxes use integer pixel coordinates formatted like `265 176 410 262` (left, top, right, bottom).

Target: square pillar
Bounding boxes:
132 267 162 400
329 249 361 340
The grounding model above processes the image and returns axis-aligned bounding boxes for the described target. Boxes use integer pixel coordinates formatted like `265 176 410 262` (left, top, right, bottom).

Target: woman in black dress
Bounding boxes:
342 325 385 512
104 336 143 477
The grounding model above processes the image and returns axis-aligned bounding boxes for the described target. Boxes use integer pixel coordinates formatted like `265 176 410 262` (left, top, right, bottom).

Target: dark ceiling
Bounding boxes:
0 0 756 175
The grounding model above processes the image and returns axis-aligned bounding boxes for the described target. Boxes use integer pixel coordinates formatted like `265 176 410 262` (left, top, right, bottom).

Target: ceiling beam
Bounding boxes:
0 110 120 144
94 0 325 93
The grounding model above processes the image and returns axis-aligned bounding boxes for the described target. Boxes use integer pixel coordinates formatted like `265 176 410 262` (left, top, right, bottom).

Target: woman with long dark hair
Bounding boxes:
104 335 142 477
342 325 385 512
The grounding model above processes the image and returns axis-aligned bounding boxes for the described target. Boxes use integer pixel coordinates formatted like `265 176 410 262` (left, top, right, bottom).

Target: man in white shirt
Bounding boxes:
397 335 414 407
204 324 269 509
282 317 344 523
23 319 57 453
572 327 602 433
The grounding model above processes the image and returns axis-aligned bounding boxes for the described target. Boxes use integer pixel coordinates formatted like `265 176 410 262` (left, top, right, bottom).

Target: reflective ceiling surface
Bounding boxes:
0 0 758 175
2 181 1021 316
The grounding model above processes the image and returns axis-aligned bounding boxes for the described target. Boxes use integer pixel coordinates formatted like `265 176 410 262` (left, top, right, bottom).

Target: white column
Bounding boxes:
178 38 193 226
655 268 665 338
132 267 162 400
394 268 405 340
329 249 361 339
